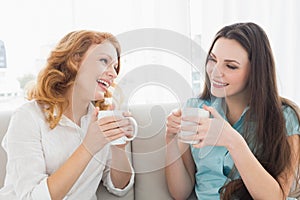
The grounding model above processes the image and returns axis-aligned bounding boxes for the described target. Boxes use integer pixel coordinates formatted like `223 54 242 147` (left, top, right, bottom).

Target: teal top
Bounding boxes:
185 97 300 199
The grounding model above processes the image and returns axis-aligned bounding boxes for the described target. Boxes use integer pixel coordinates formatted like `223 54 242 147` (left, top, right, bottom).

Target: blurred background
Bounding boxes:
0 0 299 110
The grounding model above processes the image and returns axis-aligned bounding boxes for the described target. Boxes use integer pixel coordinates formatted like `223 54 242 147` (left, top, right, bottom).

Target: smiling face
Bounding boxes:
74 41 118 102
206 38 250 101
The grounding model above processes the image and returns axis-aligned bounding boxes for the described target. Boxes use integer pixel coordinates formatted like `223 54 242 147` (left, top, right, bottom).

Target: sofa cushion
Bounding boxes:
129 103 179 200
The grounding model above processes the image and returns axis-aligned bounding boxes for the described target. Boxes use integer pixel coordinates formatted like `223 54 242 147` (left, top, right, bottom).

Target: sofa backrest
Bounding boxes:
129 103 179 200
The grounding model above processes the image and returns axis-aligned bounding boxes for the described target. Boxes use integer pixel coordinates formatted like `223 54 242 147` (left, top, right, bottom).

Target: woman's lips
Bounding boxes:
97 79 110 91
212 80 228 88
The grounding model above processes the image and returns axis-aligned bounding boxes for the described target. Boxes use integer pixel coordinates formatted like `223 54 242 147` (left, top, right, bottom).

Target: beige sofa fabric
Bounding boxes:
130 103 178 200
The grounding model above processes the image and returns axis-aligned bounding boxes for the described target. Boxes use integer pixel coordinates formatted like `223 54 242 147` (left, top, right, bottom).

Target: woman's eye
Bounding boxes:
227 64 238 70
99 58 108 65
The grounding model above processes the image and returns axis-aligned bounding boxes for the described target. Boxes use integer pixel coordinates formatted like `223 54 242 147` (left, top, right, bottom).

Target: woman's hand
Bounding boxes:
82 108 132 155
165 108 182 144
180 105 239 149
114 111 135 149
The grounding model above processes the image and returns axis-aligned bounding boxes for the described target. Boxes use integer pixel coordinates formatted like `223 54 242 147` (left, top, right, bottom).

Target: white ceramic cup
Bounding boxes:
98 110 138 145
179 107 210 144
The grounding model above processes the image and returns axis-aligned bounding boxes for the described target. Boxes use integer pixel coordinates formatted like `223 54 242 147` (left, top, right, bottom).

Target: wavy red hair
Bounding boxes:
28 30 121 129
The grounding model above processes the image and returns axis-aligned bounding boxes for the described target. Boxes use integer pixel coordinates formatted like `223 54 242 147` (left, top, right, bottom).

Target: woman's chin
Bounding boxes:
211 89 226 98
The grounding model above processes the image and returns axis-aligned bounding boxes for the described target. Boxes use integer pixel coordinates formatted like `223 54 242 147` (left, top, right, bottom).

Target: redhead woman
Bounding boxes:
0 30 134 200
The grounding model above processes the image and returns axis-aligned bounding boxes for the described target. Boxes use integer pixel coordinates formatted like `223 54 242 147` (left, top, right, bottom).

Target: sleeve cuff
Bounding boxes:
31 177 52 200
103 165 135 197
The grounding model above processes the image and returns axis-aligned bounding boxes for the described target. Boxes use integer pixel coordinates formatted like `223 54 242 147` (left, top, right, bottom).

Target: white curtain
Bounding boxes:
0 0 299 109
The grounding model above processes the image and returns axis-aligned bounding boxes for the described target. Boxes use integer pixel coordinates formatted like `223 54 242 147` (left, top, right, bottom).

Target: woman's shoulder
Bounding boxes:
13 100 44 118
281 98 300 116
281 103 300 136
282 103 299 119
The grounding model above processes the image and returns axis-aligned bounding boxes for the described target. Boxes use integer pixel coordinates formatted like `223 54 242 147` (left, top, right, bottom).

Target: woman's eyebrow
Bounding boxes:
210 52 216 58
211 52 240 65
224 59 240 65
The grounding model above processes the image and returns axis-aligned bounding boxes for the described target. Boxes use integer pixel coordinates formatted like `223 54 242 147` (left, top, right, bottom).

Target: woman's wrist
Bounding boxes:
226 130 247 153
165 133 178 144
80 143 94 159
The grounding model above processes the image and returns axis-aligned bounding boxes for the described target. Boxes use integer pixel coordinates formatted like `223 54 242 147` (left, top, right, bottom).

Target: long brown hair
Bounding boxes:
201 22 300 199
28 30 121 129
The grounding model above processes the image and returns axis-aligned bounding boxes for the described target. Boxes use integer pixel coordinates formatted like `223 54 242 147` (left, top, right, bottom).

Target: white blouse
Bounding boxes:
0 100 134 200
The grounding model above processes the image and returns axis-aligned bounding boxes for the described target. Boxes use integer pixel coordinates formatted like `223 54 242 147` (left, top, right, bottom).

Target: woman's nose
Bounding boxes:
106 64 118 79
211 63 224 77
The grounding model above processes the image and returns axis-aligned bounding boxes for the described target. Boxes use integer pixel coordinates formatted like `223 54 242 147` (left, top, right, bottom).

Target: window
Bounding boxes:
0 41 6 69
0 0 299 111
0 0 195 111
189 0 300 105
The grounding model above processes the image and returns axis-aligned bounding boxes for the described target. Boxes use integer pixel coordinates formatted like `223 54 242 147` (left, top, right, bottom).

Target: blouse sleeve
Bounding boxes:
283 106 300 136
101 148 134 196
4 106 51 199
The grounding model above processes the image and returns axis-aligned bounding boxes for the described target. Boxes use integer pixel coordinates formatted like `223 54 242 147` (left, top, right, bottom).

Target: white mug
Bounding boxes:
98 110 138 145
179 107 209 144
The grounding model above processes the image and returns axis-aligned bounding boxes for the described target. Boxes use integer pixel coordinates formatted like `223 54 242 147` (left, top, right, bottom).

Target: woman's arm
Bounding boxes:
110 146 133 189
165 109 196 200
48 107 133 199
48 145 133 200
101 111 135 195
228 134 299 199
47 107 107 199
190 106 299 199
47 144 93 200
165 140 195 200
193 107 299 199
5 106 98 200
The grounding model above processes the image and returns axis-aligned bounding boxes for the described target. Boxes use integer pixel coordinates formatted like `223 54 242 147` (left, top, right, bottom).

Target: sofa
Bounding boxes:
0 102 196 200
1 103 299 200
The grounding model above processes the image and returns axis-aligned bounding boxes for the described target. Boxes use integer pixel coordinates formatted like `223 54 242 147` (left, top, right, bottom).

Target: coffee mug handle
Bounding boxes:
125 117 138 141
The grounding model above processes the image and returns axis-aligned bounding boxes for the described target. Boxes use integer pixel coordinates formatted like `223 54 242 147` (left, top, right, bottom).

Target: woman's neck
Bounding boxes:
225 95 249 125
64 88 90 126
